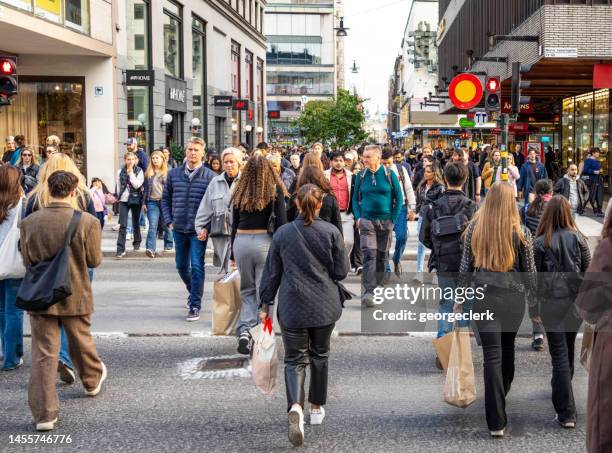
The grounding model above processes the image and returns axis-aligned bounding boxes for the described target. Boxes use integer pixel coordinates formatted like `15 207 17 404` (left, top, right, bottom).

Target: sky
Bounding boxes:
342 0 412 117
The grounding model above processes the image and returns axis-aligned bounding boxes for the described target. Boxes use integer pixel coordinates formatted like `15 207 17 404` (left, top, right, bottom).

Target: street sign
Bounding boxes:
448 73 483 110
459 118 476 128
232 99 249 111
125 70 155 86
214 95 233 107
474 112 488 125
543 47 577 58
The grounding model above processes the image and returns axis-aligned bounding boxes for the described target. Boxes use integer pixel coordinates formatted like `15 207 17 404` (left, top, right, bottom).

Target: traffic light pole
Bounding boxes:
499 113 509 182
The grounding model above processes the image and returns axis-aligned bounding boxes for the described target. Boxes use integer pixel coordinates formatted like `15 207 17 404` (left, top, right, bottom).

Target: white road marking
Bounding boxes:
177 355 252 380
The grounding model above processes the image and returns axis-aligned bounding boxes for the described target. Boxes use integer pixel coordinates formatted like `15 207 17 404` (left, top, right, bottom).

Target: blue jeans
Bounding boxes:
0 278 24 369
385 205 408 272
173 230 207 310
437 274 472 338
416 217 426 273
146 201 173 252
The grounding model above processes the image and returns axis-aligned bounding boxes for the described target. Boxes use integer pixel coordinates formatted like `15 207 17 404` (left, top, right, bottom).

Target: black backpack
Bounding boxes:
16 211 82 311
430 197 470 271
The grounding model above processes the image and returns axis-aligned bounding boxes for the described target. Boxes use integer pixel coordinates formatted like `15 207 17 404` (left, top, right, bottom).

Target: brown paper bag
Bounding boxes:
251 319 278 395
580 324 594 372
212 270 242 336
444 329 476 408
432 331 454 371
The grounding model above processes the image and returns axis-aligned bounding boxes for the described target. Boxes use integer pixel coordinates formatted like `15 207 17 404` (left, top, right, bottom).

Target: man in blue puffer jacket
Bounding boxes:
162 137 215 321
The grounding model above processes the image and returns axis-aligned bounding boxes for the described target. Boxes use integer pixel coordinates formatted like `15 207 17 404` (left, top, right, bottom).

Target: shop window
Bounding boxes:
134 3 144 19
192 16 206 140
163 0 183 78
575 92 593 163
594 89 609 177
0 80 85 174
561 97 575 167
135 35 145 50
64 0 89 32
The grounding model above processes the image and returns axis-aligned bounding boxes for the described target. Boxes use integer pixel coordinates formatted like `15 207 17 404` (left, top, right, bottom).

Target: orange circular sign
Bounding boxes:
448 73 483 110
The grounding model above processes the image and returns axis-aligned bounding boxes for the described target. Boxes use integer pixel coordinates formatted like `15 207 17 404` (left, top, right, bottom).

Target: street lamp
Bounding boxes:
335 17 349 37
245 124 253 132
351 60 360 74
160 113 172 128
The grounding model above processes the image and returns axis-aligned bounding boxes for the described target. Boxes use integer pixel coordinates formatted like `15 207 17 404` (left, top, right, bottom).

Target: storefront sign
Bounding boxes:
508 123 530 133
232 99 249 111
501 99 533 114
165 76 187 113
424 129 459 136
126 70 154 86
214 95 233 107
459 118 476 128
268 110 281 119
35 0 61 21
543 47 577 58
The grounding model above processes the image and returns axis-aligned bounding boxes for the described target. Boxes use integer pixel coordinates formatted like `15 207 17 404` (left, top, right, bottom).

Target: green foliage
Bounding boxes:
170 142 184 163
293 89 368 149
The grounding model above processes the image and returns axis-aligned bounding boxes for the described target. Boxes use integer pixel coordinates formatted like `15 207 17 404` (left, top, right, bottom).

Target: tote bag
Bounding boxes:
0 199 26 280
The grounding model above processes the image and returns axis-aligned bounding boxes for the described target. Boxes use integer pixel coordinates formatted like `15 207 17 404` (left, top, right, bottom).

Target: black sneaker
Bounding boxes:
186 308 200 322
145 249 155 258
394 261 403 278
355 266 363 275
237 333 251 355
133 245 141 252
532 337 545 351
58 360 76 384
115 251 126 260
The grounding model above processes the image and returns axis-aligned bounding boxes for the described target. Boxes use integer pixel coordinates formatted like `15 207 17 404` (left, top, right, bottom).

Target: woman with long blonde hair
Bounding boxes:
458 182 537 437
24 152 95 386
143 150 171 257
26 153 95 216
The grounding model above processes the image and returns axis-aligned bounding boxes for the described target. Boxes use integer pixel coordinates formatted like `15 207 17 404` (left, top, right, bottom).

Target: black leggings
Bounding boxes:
280 323 335 412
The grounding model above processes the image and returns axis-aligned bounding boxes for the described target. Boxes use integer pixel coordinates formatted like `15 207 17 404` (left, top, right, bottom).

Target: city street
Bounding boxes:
1 336 588 452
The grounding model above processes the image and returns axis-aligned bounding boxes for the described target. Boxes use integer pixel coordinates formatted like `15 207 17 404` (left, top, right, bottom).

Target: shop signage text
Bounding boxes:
501 99 533 114
424 129 459 136
165 76 187 112
459 118 476 128
126 70 155 86
214 95 233 107
509 123 530 133
543 47 577 58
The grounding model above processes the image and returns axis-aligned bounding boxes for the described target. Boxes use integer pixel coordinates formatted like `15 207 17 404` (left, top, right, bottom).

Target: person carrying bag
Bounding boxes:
443 327 476 408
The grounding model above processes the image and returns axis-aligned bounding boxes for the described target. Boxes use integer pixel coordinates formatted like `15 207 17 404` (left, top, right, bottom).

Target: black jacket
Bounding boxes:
286 192 343 235
259 217 350 329
415 182 445 216
554 176 589 214
19 164 39 194
420 190 477 272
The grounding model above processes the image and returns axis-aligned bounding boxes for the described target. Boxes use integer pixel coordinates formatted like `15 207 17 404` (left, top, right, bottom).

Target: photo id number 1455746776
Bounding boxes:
9 434 73 444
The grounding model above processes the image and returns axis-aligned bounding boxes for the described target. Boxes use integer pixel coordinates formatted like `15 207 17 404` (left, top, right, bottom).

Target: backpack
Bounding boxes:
357 167 396 206
430 196 470 271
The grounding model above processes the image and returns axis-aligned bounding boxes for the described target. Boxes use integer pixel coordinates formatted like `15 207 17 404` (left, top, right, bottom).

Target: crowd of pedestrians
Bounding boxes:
0 133 611 451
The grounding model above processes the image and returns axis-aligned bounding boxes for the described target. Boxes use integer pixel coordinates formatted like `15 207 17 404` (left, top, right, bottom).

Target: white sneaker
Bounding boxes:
310 407 325 425
36 417 57 432
288 405 305 446
490 428 505 437
555 415 576 429
127 233 133 241
85 362 107 397
363 293 376 308
112 224 120 231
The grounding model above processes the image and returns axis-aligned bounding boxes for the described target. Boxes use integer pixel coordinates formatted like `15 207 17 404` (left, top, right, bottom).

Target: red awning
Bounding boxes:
593 64 612 89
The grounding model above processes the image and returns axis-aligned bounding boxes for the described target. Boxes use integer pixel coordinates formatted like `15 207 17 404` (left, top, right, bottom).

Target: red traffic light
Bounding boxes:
486 77 500 92
1 60 15 75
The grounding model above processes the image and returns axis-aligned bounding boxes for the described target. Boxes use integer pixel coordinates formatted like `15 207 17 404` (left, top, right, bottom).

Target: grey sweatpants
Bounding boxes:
233 233 272 337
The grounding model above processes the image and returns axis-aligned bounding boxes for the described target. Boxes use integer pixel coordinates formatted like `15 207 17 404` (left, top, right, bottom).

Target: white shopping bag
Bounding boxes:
251 318 278 395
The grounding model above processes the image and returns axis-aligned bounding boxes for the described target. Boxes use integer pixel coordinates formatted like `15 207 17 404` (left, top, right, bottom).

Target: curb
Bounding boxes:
101 250 430 260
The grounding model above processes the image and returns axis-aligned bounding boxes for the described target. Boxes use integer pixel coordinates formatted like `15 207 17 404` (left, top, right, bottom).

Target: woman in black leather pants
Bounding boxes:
259 184 349 447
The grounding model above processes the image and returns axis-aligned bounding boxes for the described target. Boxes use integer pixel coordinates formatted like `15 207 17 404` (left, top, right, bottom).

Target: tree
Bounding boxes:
293 89 368 148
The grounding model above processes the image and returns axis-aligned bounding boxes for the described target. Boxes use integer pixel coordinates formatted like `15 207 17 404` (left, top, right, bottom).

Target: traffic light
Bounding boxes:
0 56 18 104
485 76 501 112
511 62 531 115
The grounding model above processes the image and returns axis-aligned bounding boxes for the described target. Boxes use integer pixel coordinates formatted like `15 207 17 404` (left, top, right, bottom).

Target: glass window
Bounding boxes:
192 18 206 139
575 92 593 163
245 51 253 101
163 12 181 77
65 0 89 32
291 14 306 35
305 14 320 36
594 89 609 177
0 81 86 174
127 0 149 69
257 58 264 139
128 86 150 153
231 42 240 97
266 71 333 95
277 14 291 34
34 0 62 23
2 0 32 12
163 0 179 16
561 97 574 168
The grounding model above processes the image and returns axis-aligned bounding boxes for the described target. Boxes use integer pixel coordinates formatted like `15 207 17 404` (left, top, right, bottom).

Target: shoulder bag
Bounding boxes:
267 186 277 235
0 198 26 279
291 222 354 306
210 205 232 237
16 211 82 311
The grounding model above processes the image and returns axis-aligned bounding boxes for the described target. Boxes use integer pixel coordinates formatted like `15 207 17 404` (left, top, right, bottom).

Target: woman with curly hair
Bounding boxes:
231 155 288 354
286 165 342 234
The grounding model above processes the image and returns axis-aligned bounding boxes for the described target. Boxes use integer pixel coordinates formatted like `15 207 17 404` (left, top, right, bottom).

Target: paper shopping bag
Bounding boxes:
443 329 476 408
432 331 454 371
251 318 278 395
212 270 242 336
580 324 594 372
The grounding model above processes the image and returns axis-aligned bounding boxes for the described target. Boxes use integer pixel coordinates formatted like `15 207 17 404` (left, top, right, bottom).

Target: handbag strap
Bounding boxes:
63 211 83 248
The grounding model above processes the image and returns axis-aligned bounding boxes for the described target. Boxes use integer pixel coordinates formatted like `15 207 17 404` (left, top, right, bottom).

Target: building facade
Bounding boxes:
437 0 612 190
264 0 338 144
116 0 268 162
0 0 115 184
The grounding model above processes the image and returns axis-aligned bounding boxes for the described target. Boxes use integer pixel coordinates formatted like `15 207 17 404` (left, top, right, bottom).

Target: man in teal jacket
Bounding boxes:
352 144 403 306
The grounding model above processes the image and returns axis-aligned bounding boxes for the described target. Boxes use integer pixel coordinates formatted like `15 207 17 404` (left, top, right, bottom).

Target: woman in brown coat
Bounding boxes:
577 214 612 452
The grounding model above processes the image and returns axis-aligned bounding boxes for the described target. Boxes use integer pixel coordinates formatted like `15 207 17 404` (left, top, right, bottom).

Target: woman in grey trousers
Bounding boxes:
195 147 243 272
230 155 287 355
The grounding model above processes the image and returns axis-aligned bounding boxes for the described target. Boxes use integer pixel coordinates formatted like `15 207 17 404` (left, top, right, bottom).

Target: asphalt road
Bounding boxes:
0 336 588 452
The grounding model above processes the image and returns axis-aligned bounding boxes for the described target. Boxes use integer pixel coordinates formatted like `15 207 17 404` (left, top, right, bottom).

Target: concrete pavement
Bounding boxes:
0 336 589 452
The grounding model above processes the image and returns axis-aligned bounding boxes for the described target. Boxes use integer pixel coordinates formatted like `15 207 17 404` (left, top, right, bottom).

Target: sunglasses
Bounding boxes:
22 153 33 157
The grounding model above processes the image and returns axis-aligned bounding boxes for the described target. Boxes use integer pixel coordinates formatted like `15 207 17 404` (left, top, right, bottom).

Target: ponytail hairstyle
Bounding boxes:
296 183 323 227
527 179 553 217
